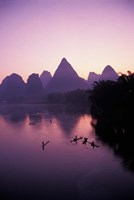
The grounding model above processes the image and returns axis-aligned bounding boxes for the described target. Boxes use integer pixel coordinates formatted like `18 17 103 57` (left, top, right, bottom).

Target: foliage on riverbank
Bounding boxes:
88 71 134 172
88 71 134 121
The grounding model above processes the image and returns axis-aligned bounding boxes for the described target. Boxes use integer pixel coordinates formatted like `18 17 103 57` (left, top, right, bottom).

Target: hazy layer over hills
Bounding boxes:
0 58 119 102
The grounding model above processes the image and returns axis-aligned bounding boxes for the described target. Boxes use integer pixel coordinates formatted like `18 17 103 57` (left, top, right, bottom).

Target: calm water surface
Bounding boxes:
0 104 134 200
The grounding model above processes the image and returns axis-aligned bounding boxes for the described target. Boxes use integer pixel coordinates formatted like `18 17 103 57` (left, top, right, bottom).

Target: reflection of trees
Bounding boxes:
29 113 42 124
0 104 82 135
0 105 26 123
88 72 134 172
46 104 81 134
94 120 134 172
8 113 26 123
53 113 80 135
0 104 45 123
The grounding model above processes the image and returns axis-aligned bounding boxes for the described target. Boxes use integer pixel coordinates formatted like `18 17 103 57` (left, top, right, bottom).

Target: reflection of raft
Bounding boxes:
89 141 99 148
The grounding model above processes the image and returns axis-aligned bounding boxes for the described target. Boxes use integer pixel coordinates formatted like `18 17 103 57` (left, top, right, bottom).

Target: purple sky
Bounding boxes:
0 0 134 82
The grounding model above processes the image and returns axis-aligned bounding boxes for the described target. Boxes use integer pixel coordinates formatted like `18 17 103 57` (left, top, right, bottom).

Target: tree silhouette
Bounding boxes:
88 72 134 172
88 72 134 120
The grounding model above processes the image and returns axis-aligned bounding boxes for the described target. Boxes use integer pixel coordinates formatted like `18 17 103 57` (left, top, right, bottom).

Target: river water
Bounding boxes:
0 104 134 200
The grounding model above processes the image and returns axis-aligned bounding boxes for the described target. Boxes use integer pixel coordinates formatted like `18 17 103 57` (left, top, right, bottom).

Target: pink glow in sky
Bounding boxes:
0 0 134 83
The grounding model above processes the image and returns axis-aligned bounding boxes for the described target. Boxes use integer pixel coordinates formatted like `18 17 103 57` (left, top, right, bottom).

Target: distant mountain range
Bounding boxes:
87 65 119 87
0 58 119 102
40 70 52 88
45 58 88 93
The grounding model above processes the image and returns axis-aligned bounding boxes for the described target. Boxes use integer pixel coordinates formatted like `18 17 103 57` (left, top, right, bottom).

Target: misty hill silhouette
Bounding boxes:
26 73 44 101
0 73 26 102
100 65 119 81
87 72 100 87
40 70 52 89
87 65 118 87
0 58 120 103
45 58 88 93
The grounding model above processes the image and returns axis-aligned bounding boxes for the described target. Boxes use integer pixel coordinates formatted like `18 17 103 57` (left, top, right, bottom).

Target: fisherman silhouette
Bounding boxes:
82 137 88 145
91 141 95 145
42 141 50 150
42 142 45 150
70 136 83 144
91 141 95 148
89 140 99 148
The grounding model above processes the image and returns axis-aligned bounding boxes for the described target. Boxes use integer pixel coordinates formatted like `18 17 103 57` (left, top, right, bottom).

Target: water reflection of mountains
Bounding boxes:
94 119 134 172
1 104 134 173
0 104 83 134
